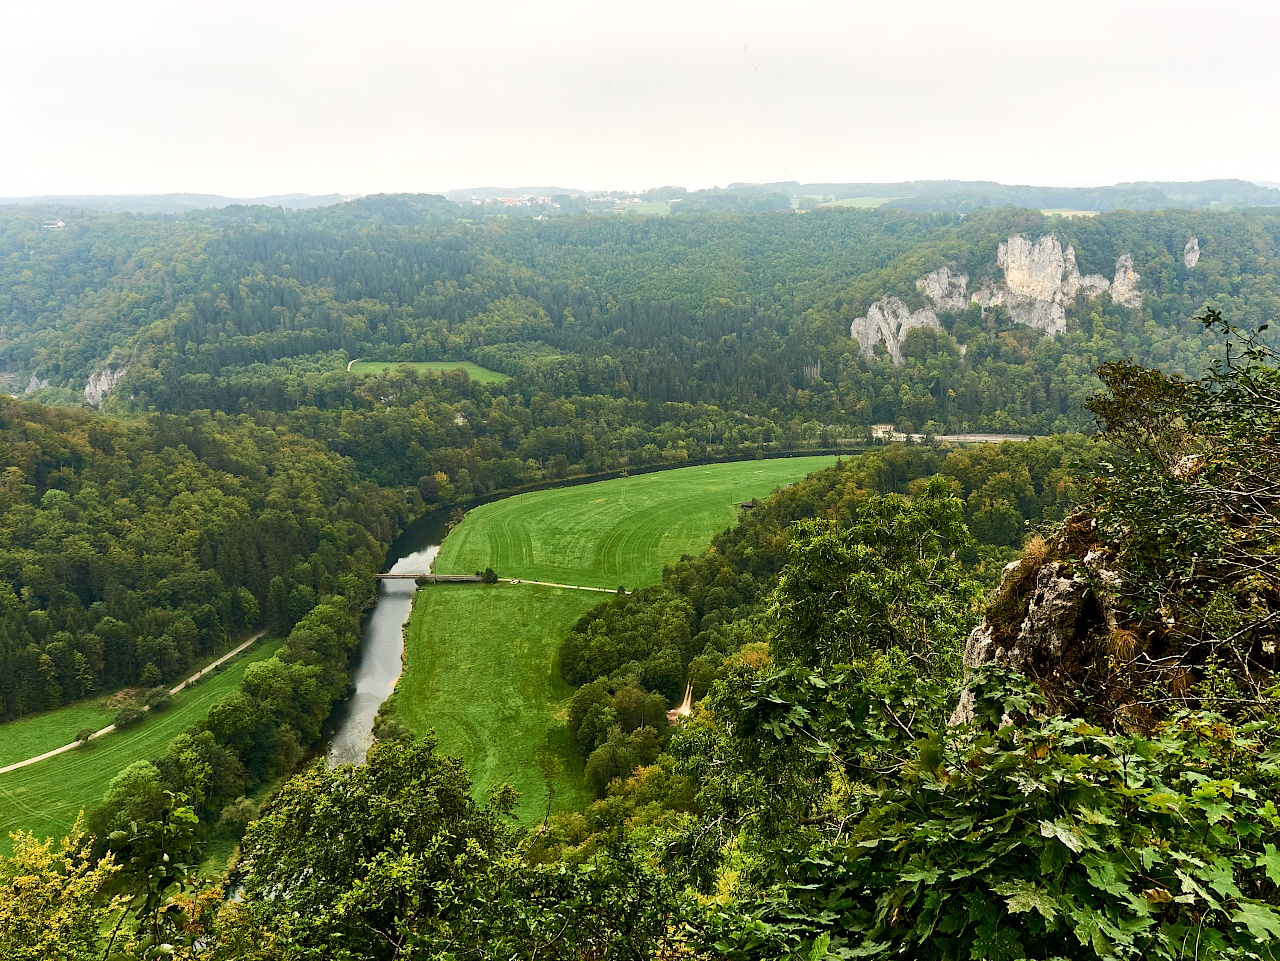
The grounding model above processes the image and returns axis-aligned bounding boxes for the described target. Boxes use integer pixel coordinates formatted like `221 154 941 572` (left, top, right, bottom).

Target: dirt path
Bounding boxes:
0 630 268 776
500 578 623 594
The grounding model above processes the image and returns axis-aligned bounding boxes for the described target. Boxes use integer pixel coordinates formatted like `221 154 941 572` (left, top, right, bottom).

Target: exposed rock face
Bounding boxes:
850 297 941 366
1184 237 1200 269
851 237 1143 358
1110 253 1142 307
25 375 50 394
968 234 1142 333
951 557 1099 725
963 561 1091 679
916 267 969 311
971 234 1110 336
84 365 128 407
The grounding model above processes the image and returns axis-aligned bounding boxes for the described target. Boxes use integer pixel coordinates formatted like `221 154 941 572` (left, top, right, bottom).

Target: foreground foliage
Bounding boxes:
705 669 1280 960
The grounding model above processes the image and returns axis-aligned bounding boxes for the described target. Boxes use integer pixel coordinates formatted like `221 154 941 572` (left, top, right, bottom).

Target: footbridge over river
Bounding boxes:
374 573 483 582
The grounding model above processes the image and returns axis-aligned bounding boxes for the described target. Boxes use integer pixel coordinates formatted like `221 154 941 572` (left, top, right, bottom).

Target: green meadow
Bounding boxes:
818 197 893 208
0 701 116 769
397 584 601 823
347 360 509 383
399 456 838 819
0 639 284 848
433 457 839 589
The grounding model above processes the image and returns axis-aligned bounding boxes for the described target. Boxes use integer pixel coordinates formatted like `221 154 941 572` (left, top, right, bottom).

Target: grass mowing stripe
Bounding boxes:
403 457 839 818
0 639 284 849
347 360 509 383
397 584 599 823
434 457 838 588
0 702 116 768
0 635 266 768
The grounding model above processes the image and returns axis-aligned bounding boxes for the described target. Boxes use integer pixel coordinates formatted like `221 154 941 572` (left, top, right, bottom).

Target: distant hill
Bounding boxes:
444 186 586 202
738 179 1280 212
0 192 350 214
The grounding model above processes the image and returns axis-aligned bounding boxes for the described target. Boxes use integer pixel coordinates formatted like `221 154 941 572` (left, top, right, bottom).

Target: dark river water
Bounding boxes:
325 509 452 765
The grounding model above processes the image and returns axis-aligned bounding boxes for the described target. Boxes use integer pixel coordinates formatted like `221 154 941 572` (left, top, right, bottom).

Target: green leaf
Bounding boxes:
996 881 1058 922
1039 819 1084 853
1232 902 1280 942
900 865 942 885
1257 843 1280 884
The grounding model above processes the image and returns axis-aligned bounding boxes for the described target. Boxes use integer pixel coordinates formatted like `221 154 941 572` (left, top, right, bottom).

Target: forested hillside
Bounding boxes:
5 202 1280 439
2 197 1279 959
0 396 406 721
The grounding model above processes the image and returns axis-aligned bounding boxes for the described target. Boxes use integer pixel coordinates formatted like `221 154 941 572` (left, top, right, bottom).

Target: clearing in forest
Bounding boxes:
0 639 284 850
433 456 839 589
402 456 838 820
347 360 509 383
398 585 600 823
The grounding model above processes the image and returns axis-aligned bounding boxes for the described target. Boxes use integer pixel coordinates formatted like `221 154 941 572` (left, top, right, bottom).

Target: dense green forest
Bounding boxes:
2 197 1279 958
6 201 1280 442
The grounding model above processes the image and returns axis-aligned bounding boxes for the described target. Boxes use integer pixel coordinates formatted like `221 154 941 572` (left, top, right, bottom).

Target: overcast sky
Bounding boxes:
2 0 1277 197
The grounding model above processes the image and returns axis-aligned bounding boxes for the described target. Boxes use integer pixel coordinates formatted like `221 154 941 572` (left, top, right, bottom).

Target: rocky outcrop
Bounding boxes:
969 234 1142 333
850 297 941 366
916 267 969 311
949 517 1147 729
1184 237 1200 269
951 552 1104 725
25 375 49 394
852 236 1142 358
971 235 1110 336
84 365 128 407
1110 253 1142 307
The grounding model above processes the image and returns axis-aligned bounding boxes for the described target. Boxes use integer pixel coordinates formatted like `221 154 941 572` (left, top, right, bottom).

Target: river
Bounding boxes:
325 509 452 765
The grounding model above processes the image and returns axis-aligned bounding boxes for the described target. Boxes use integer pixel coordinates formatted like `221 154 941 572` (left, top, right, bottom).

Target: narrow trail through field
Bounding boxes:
0 630 268 776
500 578 622 594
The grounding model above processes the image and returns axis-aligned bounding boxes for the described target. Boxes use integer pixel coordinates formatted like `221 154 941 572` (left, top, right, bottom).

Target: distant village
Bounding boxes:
465 193 672 213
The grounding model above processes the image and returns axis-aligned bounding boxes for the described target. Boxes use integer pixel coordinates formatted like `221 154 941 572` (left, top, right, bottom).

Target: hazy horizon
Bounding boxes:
3 0 1278 197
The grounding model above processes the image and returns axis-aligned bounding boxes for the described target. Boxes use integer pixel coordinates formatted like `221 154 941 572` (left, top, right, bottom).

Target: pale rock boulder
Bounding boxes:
969 234 1140 335
850 296 941 366
971 234 1106 336
25 374 50 394
950 559 1094 725
916 267 969 311
1184 237 1200 269
84 365 129 407
1110 253 1142 308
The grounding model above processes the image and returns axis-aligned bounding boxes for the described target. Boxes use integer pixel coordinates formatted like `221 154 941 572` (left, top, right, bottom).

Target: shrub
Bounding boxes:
113 703 146 729
143 686 172 712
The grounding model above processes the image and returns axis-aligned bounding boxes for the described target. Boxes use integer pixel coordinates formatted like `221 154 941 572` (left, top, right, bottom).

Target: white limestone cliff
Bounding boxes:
852 236 1142 359
1184 237 1200 269
916 267 969 311
850 297 941 366
25 375 50 394
84 365 129 407
970 234 1111 336
1110 253 1142 307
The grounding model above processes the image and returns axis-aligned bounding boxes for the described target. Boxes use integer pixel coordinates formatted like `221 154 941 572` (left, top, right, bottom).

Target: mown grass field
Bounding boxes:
347 360 509 383
402 456 838 820
0 701 116 768
0 638 284 848
433 457 839 589
817 197 893 208
398 584 601 823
